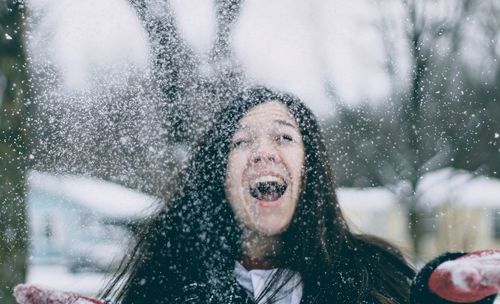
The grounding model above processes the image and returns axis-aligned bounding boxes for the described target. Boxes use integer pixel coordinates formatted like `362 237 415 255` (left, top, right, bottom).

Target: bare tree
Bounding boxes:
400 0 500 257
327 0 500 259
130 0 243 145
0 1 28 302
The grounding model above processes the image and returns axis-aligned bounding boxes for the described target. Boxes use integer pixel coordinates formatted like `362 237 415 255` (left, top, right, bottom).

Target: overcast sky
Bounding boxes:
26 0 411 115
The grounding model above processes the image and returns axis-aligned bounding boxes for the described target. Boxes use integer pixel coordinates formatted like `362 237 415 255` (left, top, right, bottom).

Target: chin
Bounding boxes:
252 220 290 236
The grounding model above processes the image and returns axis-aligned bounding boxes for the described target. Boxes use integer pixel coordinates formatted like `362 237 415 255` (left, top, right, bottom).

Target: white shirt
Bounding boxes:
233 262 303 304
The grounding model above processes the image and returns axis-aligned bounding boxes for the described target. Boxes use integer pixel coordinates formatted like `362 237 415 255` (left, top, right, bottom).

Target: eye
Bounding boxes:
232 138 250 149
276 134 294 143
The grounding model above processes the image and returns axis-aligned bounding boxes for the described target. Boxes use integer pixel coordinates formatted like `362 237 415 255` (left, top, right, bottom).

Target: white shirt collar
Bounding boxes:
233 261 303 304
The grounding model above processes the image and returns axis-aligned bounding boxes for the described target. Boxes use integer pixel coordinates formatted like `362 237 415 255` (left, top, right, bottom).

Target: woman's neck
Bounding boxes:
241 229 283 259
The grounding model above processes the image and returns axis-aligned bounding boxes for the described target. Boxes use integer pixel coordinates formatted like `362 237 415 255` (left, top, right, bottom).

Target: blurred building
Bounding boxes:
337 171 500 263
416 168 500 261
27 168 499 272
337 187 412 253
27 171 156 272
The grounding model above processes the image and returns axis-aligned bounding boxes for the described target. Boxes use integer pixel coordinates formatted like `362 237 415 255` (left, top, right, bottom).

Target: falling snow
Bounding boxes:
1 0 500 303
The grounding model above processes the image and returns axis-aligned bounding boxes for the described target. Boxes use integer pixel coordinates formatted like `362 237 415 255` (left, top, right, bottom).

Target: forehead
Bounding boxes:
239 101 297 128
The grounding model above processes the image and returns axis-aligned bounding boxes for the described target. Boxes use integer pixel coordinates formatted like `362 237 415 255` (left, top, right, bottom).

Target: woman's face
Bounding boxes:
225 102 305 236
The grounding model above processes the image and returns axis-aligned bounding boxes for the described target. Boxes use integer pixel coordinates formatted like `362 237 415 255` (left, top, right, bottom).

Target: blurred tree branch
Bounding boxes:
129 0 243 145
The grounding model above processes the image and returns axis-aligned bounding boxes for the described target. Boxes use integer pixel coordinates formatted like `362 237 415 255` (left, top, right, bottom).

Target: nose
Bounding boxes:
251 141 280 164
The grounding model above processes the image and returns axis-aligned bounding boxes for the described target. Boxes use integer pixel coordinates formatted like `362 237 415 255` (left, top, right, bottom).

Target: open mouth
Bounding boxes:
249 176 288 201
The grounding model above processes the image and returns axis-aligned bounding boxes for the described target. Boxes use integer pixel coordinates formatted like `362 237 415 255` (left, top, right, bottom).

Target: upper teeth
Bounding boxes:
253 176 284 184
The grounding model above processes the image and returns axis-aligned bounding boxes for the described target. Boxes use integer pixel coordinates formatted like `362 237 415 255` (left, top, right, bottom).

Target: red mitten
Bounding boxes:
429 249 500 303
14 284 103 304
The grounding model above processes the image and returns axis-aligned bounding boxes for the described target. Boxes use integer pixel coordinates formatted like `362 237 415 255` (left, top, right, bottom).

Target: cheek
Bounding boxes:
283 149 305 177
226 152 245 181
225 152 247 201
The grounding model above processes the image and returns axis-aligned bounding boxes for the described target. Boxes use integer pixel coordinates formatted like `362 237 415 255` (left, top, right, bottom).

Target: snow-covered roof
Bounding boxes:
28 171 157 220
416 168 500 210
337 187 397 211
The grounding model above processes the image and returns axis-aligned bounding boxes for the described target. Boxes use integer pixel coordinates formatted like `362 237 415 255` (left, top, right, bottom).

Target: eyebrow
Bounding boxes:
274 119 299 130
237 119 298 131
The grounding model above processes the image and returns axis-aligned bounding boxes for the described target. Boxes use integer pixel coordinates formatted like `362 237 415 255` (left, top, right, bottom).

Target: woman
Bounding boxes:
100 86 414 303
97 86 497 304
15 87 498 304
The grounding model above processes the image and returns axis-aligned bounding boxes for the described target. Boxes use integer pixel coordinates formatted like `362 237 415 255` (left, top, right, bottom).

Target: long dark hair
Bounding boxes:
101 86 415 304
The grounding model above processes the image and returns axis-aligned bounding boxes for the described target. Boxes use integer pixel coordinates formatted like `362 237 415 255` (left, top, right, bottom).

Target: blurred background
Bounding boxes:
1 0 499 302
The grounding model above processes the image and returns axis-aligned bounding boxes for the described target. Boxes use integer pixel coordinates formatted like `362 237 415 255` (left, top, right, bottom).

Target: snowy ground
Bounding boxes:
27 264 110 297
